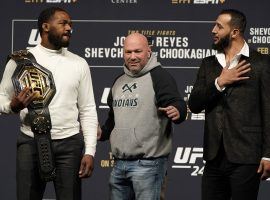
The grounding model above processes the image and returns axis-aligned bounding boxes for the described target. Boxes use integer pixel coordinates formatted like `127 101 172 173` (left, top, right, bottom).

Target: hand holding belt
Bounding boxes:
10 50 56 182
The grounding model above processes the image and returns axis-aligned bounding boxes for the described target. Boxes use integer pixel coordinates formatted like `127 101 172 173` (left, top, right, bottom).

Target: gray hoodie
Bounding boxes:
101 54 187 159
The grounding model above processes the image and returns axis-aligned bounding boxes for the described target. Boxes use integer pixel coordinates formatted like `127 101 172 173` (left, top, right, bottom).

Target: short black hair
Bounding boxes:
220 9 247 34
38 7 67 35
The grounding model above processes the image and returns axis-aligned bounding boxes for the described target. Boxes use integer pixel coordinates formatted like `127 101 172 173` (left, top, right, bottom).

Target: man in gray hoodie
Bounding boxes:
99 33 187 200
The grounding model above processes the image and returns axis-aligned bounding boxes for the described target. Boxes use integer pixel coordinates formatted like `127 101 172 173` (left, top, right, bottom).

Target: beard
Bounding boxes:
48 30 71 49
212 34 230 52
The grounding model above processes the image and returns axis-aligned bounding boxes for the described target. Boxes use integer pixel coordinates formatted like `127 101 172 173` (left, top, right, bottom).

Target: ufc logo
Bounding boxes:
174 147 204 164
28 29 41 47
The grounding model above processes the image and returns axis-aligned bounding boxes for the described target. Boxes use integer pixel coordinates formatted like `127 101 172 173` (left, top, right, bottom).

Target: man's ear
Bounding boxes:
42 23 50 33
148 48 152 58
231 29 240 38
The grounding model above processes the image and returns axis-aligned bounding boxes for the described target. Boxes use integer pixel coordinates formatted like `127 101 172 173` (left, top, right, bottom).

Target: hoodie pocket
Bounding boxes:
110 128 145 159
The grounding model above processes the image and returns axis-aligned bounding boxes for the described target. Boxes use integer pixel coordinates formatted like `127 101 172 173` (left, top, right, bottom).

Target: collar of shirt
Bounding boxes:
215 41 249 69
38 44 66 55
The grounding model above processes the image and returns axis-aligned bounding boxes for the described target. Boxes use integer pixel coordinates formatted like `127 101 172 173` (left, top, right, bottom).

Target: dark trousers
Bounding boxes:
16 132 84 200
202 146 260 200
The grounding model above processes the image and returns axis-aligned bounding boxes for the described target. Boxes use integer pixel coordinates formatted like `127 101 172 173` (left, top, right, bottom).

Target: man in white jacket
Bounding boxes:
0 7 97 200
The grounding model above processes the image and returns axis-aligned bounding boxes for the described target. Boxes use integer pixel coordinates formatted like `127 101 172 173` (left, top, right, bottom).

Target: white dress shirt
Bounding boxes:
215 41 249 91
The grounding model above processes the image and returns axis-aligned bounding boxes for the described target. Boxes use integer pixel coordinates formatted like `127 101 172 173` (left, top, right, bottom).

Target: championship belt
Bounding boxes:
10 50 56 182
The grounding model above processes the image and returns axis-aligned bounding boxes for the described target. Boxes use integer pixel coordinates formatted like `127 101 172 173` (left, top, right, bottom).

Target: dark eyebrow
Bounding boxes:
59 19 72 25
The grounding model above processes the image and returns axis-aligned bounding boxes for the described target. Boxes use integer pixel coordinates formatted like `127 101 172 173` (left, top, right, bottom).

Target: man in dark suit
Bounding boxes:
189 9 270 200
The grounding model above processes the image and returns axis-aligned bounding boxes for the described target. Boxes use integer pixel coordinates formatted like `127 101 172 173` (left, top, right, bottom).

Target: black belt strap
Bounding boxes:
29 108 56 181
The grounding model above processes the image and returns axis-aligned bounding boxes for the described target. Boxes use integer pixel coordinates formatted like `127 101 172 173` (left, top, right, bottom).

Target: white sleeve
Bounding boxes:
214 78 226 92
77 59 98 156
262 157 270 161
0 59 17 114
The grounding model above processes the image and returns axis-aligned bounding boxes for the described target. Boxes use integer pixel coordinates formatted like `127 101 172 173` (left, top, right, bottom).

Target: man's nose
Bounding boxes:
130 52 136 59
65 24 72 31
212 25 217 34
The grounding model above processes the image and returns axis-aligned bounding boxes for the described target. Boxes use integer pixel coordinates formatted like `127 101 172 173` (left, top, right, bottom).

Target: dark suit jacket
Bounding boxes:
188 49 270 164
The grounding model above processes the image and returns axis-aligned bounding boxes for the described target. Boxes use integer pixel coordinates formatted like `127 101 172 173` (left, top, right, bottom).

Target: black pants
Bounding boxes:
202 146 260 200
16 132 84 200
